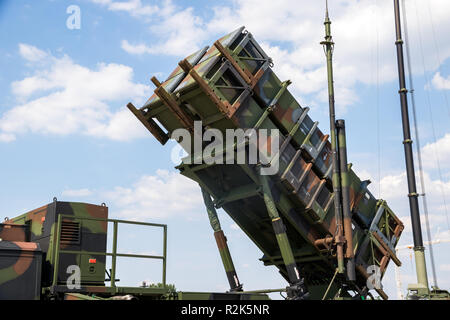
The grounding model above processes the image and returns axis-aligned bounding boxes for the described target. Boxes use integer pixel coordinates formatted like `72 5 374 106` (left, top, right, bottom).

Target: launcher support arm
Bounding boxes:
201 188 243 292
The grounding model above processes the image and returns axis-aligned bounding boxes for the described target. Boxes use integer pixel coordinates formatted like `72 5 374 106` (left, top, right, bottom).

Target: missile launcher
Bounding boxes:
128 26 404 299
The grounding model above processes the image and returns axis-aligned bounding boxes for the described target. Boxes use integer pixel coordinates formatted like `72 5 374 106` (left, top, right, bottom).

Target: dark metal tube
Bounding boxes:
393 0 423 249
401 0 438 289
393 0 428 290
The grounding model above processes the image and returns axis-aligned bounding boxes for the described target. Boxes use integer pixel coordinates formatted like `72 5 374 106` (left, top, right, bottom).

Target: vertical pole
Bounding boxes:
320 0 345 274
401 0 438 290
336 119 356 281
393 0 429 293
259 173 308 299
201 188 242 292
163 225 167 287
52 216 62 288
111 221 118 291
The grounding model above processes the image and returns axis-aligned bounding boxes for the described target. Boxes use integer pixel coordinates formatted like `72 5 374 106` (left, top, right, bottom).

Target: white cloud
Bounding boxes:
62 188 93 197
95 0 450 111
0 133 15 142
380 172 408 200
91 0 210 56
0 44 150 142
121 40 152 55
103 169 203 220
432 72 450 90
377 170 450 236
92 0 158 17
18 43 48 62
422 133 450 170
119 1 208 56
434 229 450 240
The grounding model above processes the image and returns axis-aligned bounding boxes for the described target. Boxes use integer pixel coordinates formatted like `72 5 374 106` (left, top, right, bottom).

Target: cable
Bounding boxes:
402 0 438 288
414 0 450 231
426 0 450 119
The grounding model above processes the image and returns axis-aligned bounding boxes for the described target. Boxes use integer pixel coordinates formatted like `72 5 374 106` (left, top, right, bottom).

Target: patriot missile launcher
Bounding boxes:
128 26 404 300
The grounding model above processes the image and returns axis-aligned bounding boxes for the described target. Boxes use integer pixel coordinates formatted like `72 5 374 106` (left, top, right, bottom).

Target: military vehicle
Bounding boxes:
1 0 447 301
0 18 403 300
0 199 271 300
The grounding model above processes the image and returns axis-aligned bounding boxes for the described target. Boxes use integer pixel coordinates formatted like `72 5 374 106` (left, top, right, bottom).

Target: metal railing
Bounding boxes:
52 214 167 292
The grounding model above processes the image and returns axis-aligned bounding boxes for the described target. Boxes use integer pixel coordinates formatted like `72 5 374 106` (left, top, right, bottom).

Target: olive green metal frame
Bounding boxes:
50 214 167 294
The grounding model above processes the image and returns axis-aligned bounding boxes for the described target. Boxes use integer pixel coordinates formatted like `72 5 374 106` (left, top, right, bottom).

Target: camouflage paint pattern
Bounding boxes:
0 241 42 300
143 46 209 109
129 27 404 299
0 223 28 242
6 201 108 287
201 188 242 291
337 120 356 281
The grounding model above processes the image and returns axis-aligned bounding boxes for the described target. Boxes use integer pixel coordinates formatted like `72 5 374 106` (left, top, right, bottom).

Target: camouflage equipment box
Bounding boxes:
0 241 42 300
6 200 108 287
1 201 177 300
0 223 29 242
128 26 404 299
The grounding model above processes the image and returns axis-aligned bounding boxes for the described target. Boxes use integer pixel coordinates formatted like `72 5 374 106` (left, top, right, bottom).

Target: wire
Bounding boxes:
402 0 438 289
426 0 450 119
413 0 450 231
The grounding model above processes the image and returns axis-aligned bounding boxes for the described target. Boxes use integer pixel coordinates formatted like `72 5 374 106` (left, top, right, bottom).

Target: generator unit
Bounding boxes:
0 200 108 299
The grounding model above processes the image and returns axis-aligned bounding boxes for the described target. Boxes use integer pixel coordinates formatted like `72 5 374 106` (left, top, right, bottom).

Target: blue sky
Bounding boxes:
1 0 450 299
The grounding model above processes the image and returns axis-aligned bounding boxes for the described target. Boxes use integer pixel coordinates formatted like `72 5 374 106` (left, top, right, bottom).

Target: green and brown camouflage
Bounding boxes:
141 26 247 111
129 27 404 299
336 119 356 281
259 172 309 299
1 200 177 300
201 188 242 292
0 222 28 242
0 240 42 300
4 200 108 289
252 68 333 181
143 46 209 109
321 6 346 276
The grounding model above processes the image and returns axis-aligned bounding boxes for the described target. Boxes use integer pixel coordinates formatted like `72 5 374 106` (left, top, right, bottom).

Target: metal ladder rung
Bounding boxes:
279 107 311 178
306 179 328 210
267 80 291 109
311 134 329 163
300 121 319 149
281 149 302 181
323 192 335 212
293 163 314 194
322 164 333 180
277 107 311 157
